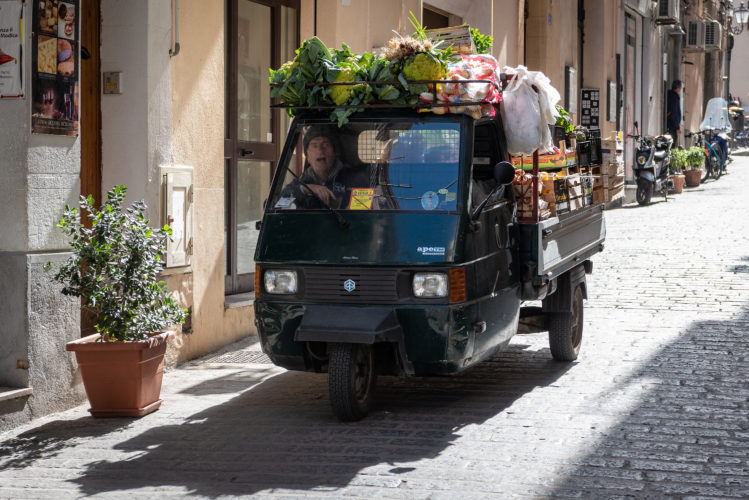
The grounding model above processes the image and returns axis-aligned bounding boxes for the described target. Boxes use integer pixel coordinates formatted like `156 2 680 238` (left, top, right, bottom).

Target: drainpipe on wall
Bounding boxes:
169 0 181 57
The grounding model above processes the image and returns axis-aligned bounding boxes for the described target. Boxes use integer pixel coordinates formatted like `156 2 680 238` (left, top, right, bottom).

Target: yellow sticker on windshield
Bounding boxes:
348 188 375 210
445 192 456 202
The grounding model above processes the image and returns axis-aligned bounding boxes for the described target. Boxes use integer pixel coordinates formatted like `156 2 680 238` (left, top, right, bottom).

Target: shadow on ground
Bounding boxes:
63 343 570 496
0 417 131 469
548 301 749 497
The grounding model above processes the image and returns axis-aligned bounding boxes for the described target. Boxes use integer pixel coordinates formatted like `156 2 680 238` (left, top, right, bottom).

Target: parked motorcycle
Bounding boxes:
700 97 733 173
628 122 673 206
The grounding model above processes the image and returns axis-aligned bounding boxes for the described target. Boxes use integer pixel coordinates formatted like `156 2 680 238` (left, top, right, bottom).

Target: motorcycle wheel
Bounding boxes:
636 178 653 206
328 343 376 422
709 145 722 180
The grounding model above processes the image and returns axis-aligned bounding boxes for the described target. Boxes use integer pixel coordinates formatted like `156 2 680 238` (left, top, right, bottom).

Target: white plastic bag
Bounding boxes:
501 66 562 155
501 66 543 155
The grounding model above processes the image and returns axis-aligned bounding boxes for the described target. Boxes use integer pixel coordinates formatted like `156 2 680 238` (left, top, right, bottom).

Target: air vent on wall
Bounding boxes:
704 20 722 50
684 20 705 52
656 0 679 25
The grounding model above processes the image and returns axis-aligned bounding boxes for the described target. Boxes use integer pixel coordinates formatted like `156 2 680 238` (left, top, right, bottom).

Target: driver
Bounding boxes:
281 126 369 208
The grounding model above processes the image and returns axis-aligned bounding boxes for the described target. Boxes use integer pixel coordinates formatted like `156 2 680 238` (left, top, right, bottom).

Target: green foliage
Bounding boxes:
45 186 187 342
470 27 493 54
686 146 704 169
555 105 574 133
669 148 687 173
269 13 458 126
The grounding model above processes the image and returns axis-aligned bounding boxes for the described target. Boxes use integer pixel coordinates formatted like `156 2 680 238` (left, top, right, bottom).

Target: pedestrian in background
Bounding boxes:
667 80 682 148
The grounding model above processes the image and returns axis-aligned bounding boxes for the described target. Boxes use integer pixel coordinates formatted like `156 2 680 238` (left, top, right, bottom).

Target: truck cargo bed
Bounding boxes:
518 203 606 285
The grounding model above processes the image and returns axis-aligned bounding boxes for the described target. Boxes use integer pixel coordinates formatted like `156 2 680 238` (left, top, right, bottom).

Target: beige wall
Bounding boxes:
526 0 580 119
168 0 252 363
730 31 749 107
582 0 620 138
683 51 705 133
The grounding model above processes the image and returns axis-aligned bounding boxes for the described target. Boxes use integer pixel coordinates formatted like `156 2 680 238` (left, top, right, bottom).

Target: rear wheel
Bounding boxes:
548 284 584 361
636 178 653 205
328 343 376 422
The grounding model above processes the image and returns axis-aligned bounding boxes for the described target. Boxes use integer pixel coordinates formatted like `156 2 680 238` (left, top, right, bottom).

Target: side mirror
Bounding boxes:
493 161 516 185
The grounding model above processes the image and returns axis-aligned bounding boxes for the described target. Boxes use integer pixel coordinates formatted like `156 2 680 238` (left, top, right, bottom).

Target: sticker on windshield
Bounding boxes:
274 196 295 209
421 191 439 210
348 188 375 210
445 192 456 202
417 246 446 256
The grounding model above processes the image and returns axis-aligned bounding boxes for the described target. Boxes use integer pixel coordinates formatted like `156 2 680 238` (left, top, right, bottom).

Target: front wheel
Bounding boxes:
709 144 722 180
548 284 584 361
636 178 653 205
328 343 377 422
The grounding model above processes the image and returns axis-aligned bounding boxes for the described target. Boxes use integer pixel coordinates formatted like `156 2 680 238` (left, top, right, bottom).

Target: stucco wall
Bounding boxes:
0 0 84 431
168 0 252 361
730 31 749 108
100 0 171 215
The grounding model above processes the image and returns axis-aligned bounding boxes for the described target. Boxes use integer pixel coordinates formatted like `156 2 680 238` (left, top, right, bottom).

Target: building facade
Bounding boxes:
0 0 736 431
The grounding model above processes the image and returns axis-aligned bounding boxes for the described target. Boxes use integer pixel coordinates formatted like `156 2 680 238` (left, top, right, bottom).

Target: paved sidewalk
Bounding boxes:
1 159 748 499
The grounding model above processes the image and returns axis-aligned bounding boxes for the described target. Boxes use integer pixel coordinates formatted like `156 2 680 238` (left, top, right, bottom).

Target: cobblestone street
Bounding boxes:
1 157 748 499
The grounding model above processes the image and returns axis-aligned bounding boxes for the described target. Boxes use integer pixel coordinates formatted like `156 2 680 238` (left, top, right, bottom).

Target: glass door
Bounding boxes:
225 0 298 294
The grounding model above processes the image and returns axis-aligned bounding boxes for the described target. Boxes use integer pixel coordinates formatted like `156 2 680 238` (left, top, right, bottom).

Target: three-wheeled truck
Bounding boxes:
253 97 605 421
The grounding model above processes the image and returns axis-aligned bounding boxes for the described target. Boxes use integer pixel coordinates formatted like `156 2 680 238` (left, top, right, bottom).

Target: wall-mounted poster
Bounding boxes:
32 0 79 136
0 0 23 98
580 88 600 129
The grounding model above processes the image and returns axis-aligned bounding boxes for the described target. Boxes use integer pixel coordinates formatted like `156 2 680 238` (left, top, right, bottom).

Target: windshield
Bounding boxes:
267 119 462 213
700 97 733 132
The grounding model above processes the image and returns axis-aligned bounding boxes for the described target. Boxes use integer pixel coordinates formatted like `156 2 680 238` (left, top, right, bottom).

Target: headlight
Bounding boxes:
264 270 297 294
636 155 647 165
413 272 448 297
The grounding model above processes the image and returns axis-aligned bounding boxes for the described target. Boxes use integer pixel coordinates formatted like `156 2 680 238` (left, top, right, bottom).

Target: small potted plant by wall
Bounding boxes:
683 146 704 187
46 186 187 417
669 148 686 194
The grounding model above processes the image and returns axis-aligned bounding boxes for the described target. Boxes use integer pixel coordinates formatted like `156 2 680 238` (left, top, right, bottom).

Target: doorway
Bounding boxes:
225 0 298 295
79 0 101 335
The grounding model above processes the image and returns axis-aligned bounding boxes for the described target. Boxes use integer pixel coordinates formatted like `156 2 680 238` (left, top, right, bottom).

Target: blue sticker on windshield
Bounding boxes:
421 191 439 210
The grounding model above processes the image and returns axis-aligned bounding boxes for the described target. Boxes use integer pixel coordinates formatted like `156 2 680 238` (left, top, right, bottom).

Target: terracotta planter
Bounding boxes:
684 169 701 187
669 174 685 194
67 331 174 417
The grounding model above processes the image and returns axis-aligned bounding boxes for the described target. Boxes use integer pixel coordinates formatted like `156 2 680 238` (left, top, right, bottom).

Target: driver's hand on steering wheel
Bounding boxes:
304 184 337 206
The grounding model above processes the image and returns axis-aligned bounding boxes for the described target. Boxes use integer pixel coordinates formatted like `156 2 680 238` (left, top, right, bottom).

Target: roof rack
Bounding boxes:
270 79 502 111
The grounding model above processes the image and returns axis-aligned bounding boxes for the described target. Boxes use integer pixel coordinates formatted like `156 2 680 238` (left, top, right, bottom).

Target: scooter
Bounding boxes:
628 122 673 206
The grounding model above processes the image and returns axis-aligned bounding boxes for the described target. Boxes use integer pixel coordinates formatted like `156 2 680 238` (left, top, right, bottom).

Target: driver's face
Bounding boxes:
307 136 336 178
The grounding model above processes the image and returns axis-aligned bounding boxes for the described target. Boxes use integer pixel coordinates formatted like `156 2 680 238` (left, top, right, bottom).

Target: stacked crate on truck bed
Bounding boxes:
593 138 625 204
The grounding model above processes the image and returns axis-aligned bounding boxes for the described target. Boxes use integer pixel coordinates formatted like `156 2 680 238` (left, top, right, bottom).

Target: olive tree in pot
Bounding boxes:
46 186 187 417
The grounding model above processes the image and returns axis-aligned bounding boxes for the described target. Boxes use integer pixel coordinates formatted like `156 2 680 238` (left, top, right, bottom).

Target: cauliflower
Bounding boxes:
403 52 445 82
330 67 357 105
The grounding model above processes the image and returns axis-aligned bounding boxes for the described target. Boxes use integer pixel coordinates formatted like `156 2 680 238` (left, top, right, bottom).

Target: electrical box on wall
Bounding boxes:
103 72 123 94
161 166 193 268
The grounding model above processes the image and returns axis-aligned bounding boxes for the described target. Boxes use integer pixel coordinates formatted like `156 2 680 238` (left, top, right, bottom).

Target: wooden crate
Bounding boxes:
425 25 476 54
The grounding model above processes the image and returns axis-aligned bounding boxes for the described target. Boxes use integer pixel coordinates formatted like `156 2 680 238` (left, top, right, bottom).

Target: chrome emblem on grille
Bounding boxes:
343 279 356 292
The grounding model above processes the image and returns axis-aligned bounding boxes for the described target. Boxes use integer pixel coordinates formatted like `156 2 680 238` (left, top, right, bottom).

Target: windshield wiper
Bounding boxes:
283 166 350 230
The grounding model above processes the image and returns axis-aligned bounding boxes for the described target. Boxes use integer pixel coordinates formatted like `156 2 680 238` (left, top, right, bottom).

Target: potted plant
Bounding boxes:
46 186 187 417
683 146 704 187
669 148 686 194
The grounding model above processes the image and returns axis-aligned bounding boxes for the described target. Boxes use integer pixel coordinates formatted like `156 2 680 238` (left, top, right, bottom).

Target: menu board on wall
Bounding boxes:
32 0 79 136
0 0 23 98
580 88 600 129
